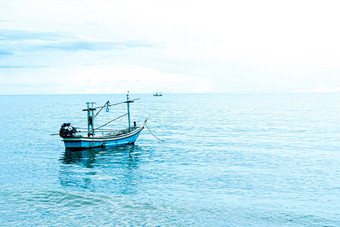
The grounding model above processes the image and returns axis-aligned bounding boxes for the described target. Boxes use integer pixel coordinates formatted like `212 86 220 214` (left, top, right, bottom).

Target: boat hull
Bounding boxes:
62 126 143 149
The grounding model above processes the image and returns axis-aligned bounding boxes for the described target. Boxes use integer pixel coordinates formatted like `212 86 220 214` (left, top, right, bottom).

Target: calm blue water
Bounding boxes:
0 93 339 226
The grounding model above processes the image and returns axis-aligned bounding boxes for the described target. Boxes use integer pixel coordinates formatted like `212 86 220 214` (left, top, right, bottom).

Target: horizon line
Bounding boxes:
0 91 339 96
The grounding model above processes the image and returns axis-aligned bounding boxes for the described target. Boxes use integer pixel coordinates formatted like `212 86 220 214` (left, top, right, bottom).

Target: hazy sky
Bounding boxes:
1 0 340 94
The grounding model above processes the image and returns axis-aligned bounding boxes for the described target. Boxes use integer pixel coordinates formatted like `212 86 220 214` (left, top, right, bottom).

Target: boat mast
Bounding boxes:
86 102 96 137
126 92 131 131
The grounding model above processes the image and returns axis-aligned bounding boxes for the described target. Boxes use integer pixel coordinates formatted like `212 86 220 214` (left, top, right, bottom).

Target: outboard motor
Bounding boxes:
59 123 77 137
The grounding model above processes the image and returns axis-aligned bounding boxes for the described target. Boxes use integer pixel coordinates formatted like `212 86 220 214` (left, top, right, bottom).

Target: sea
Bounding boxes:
0 93 339 226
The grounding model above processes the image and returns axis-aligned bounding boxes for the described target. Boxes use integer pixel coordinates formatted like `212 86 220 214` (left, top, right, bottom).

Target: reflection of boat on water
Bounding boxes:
61 149 95 166
59 145 144 192
58 93 146 150
61 145 140 166
153 92 163 96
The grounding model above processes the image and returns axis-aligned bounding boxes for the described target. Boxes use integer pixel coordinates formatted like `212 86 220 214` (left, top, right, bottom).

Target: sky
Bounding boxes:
1 0 340 94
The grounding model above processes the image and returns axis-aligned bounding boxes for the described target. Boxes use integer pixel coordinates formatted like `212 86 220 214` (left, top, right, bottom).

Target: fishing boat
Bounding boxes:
153 92 163 96
59 93 146 150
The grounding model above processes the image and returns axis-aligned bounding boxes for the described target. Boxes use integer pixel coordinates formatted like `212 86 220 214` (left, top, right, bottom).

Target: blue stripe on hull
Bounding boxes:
64 131 141 149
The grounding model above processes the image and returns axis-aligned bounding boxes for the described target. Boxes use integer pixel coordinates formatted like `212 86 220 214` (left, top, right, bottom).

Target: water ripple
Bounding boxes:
0 94 339 226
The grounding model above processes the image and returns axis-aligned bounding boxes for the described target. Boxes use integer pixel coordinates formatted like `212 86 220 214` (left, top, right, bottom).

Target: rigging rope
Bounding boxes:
94 101 110 118
94 113 128 130
145 123 164 142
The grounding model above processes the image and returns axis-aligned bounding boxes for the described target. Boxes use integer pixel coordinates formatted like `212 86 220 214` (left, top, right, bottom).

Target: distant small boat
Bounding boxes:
58 93 146 150
153 92 163 96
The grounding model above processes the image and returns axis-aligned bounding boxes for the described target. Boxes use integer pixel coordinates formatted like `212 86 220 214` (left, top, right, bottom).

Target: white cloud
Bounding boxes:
0 64 214 94
296 85 340 93
1 0 340 94
62 65 214 94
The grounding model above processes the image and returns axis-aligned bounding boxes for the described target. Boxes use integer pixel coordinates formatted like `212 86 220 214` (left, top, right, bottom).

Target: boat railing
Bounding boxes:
75 125 140 137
